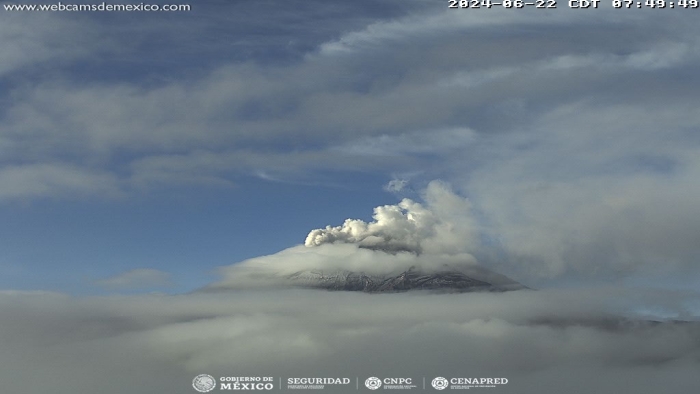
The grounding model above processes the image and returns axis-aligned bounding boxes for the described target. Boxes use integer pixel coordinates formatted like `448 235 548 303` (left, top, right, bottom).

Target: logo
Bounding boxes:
365 377 417 390
441 377 508 390
365 377 382 390
193 374 217 393
432 377 449 390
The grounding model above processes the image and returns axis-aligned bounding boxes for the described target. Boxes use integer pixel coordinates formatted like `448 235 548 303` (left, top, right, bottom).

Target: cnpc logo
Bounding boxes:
365 377 413 390
365 377 382 390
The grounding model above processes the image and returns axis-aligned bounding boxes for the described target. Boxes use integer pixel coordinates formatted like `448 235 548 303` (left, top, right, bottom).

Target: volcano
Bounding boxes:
285 265 528 293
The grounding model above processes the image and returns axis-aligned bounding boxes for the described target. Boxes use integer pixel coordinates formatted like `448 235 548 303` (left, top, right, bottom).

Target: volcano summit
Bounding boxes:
285 265 528 293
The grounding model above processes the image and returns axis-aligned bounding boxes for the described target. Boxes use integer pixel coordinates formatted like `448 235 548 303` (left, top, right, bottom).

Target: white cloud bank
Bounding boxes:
0 287 698 394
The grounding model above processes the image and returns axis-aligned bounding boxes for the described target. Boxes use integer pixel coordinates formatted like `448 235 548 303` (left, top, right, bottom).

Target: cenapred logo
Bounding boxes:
435 377 508 390
193 374 217 393
365 377 382 390
431 377 449 390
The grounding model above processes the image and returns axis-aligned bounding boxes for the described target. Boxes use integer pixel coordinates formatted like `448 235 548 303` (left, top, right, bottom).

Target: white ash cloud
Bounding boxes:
305 180 477 256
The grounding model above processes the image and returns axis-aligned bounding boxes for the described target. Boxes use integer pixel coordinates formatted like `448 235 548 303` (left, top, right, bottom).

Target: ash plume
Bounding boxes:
304 180 477 256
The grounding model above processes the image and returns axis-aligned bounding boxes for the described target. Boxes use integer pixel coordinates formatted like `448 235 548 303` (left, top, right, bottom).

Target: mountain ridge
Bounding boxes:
286 265 528 293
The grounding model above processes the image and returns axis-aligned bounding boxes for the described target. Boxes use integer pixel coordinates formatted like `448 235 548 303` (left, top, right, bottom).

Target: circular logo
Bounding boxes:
192 374 217 393
365 377 382 390
432 377 449 390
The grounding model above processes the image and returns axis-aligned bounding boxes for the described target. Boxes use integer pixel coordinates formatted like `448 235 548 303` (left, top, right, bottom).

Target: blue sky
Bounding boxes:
2 1 700 295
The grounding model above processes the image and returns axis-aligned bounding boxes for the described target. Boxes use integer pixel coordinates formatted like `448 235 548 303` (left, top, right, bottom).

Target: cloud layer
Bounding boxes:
1 288 698 394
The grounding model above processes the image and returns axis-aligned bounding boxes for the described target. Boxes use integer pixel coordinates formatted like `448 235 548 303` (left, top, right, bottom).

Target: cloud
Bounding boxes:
0 287 698 394
334 128 476 157
2 4 700 203
0 12 99 77
305 180 477 256
383 179 407 193
0 163 120 201
313 8 591 57
94 268 173 290
459 100 700 282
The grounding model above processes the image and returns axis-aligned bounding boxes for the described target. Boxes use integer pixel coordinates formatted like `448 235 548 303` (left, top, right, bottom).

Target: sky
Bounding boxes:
2 1 698 294
2 1 700 393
